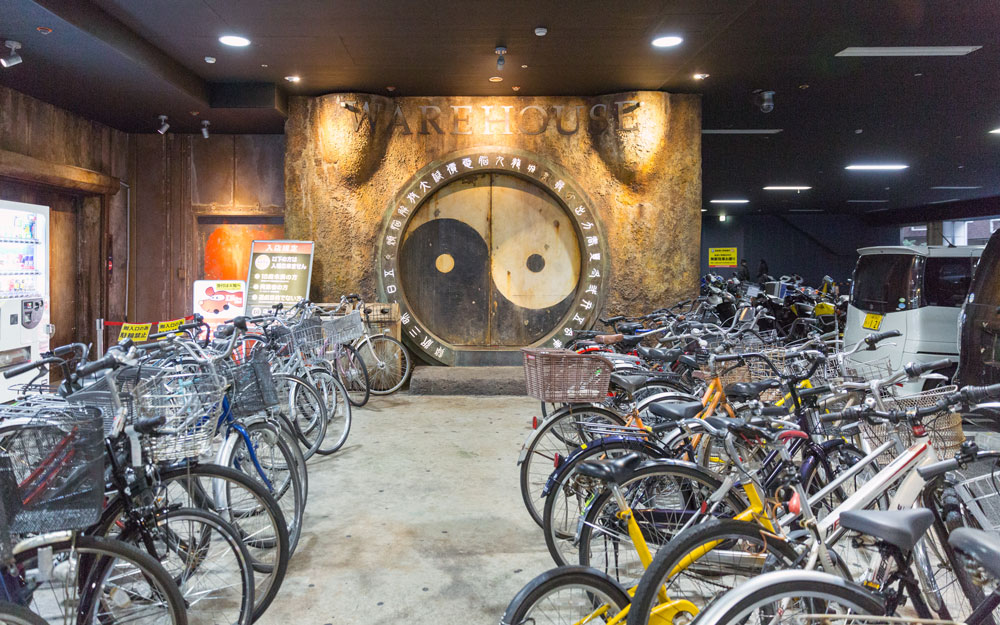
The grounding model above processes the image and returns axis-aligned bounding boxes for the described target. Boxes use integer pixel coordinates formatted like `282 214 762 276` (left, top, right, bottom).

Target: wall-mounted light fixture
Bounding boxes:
201 120 210 139
1 41 23 68
156 115 170 134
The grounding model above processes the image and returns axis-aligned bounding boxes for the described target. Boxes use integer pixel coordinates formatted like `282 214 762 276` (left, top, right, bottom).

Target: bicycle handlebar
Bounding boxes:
3 356 62 379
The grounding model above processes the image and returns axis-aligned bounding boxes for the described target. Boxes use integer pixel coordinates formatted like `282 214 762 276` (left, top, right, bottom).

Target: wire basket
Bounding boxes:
861 385 963 464
291 318 326 361
67 366 160 435
362 304 397 325
324 310 364 345
0 402 104 556
133 371 226 463
843 356 894 383
955 471 1000 534
522 348 613 403
224 353 279 418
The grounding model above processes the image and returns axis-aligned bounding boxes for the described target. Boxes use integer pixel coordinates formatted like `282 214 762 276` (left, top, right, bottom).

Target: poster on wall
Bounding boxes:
245 240 314 315
708 247 738 268
193 280 246 333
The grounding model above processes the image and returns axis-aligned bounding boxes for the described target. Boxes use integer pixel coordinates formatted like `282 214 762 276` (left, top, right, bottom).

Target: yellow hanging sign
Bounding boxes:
708 248 738 267
117 322 151 342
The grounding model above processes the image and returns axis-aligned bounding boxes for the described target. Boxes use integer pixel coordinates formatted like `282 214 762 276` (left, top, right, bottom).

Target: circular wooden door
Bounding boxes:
400 173 581 347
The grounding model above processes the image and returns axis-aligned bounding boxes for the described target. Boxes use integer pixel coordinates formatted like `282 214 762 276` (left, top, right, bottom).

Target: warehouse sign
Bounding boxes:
246 240 314 315
708 248 738 267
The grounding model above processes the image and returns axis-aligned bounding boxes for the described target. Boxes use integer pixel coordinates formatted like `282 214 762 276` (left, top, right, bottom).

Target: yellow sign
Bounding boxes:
156 318 185 338
118 322 151 342
862 313 883 330
708 247 738 267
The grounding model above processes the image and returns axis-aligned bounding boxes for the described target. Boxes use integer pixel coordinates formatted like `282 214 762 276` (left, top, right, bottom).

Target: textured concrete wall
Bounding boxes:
285 92 701 315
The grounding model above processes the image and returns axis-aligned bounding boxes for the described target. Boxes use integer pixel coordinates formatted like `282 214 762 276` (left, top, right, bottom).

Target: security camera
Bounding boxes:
753 90 775 113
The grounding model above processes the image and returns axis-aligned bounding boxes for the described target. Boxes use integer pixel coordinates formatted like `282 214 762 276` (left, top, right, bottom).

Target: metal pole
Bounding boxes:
96 318 104 356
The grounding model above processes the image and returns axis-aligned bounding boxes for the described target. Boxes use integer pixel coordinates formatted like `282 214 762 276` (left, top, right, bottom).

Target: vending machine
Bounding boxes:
0 200 50 402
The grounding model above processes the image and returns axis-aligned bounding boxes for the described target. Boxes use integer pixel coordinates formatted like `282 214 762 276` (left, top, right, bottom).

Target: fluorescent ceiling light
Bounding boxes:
284 75 300 82
718 215 727 222
652 36 683 48
836 46 981 57
990 128 1000 134
764 186 811 191
847 200 889 203
928 198 960 204
867 208 891 213
931 186 981 190
845 164 908 170
789 209 823 213
700 209 707 212
703 129 783 134
219 35 251 47
710 199 749 204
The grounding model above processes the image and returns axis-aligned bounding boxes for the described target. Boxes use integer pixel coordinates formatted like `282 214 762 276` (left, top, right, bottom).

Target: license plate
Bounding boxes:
862 313 883 330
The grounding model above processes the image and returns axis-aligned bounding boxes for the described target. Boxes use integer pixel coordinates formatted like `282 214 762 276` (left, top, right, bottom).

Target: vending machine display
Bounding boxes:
0 200 50 402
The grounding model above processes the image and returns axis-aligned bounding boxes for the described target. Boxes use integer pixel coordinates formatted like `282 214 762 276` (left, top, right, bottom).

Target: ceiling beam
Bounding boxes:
30 0 208 103
864 196 1000 226
0 147 120 195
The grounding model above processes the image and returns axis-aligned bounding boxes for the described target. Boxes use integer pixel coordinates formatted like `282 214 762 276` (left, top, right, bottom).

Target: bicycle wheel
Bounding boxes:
663 570 884 625
120 508 255 625
271 373 327 460
577 464 744 585
333 343 370 407
519 405 626 527
626 519 801 625
306 368 353 455
152 463 290 621
357 334 411 395
0 602 48 625
501 565 630 625
224 420 306 555
12 534 188 625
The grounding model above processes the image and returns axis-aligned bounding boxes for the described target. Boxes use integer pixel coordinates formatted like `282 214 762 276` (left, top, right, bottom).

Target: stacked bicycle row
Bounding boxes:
0 293 412 624
504 296 1000 625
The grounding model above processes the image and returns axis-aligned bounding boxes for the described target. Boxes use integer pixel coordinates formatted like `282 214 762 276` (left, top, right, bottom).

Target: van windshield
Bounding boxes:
851 254 922 314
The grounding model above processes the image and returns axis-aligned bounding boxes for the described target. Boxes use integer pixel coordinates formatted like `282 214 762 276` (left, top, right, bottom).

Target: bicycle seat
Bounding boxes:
618 322 644 334
610 373 648 396
594 334 623 345
637 346 682 363
703 415 773 439
648 400 703 423
949 528 1000 581
724 380 781 401
572 330 602 340
575 453 644 485
839 509 934 552
676 355 699 370
620 335 646 348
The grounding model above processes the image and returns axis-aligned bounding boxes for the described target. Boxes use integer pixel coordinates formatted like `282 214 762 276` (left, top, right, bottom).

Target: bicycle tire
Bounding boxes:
271 373 327 460
224 420 306 555
13 534 189 625
151 463 290 621
576 463 745 582
357 334 411 395
0 602 48 625
501 565 631 625
662 570 884 625
120 507 255 625
308 369 353 455
334 343 370 407
518 405 626 527
626 519 801 625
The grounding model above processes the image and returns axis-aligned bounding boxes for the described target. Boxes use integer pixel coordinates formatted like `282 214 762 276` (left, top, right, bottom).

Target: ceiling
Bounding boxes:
1 0 999 216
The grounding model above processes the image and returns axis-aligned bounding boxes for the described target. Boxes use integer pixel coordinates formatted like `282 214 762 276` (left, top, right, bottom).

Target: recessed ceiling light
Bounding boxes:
219 35 250 47
489 76 503 82
521 64 528 69
386 86 396 92
990 128 1000 134
835 46 980 57
36 27 52 35
651 36 683 48
710 199 749 204
284 75 300 82
261 63 268 68
534 27 548 36
703 129 783 134
845 164 908 170
931 186 981 190
719 215 727 222
204 56 216 64
693 73 709 80
764 186 811 191
847 200 889 203
512 86 520 92
798 83 809 89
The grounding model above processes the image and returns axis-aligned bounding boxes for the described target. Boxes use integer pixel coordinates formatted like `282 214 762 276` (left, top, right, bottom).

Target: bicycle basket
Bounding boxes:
324 310 364 345
861 385 962 464
955 471 1000 534
522 349 613 403
133 371 226 463
291 318 327 361
0 402 104 549
67 366 160 435
224 353 279 418
843 356 894 383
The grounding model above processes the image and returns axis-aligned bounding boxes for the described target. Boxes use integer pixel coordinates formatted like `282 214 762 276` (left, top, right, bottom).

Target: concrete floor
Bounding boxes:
259 394 553 625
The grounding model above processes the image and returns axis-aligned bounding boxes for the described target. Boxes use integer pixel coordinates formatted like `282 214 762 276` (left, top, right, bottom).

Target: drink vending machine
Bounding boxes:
0 200 51 402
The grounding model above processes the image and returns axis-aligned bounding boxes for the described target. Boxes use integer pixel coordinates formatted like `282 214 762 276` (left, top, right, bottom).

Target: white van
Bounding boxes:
844 245 982 392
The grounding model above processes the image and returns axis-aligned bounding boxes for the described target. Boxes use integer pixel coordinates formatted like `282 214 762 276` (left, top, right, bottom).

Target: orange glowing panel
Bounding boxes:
203 224 285 280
